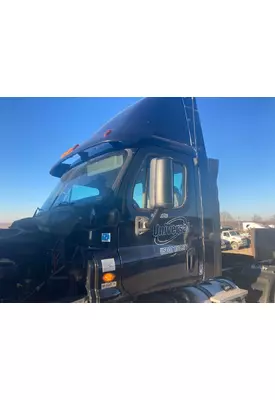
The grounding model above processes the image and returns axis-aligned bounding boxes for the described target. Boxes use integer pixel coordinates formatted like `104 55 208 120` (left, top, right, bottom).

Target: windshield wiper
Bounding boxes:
33 207 44 216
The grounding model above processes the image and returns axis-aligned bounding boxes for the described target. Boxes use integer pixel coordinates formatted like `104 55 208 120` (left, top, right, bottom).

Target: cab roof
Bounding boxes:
50 97 206 178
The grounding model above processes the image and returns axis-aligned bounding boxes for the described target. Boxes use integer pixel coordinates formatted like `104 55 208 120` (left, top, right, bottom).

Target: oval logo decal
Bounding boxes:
153 217 190 245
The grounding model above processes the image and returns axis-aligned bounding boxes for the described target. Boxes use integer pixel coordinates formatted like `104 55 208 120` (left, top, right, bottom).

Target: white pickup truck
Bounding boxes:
221 230 247 250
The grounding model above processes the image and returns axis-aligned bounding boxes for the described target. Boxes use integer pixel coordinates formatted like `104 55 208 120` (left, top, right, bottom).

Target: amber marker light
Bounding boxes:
102 272 116 283
104 129 112 137
60 144 79 159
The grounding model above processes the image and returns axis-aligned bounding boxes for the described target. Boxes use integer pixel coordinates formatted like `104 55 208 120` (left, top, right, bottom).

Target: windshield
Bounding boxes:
229 231 240 236
39 151 126 212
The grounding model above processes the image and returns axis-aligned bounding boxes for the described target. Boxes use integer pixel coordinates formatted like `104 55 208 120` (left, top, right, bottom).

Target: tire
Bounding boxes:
231 241 239 250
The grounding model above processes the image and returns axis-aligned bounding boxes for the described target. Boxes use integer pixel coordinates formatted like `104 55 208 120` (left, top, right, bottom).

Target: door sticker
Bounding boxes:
160 213 169 219
154 217 191 256
101 258 116 273
101 281 117 290
101 233 111 242
160 244 188 255
153 217 190 245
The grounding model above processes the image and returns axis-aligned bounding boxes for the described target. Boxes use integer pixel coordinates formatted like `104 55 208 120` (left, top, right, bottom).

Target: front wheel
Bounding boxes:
231 241 239 250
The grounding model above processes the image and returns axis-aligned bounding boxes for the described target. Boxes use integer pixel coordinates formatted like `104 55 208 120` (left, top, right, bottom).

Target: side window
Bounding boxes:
173 163 186 208
133 164 150 208
132 159 187 209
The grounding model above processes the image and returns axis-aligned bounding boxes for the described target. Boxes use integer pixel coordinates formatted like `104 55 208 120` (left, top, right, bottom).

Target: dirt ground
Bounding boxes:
222 246 255 269
224 247 253 256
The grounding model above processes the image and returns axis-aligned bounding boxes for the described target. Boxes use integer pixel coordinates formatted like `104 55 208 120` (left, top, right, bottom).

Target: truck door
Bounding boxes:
118 146 203 298
222 231 230 241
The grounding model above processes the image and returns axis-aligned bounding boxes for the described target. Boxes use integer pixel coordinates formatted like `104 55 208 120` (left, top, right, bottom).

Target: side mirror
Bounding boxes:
149 157 174 210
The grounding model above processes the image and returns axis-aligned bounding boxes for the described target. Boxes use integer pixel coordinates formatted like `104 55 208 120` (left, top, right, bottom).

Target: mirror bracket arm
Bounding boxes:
146 207 164 230
135 207 164 236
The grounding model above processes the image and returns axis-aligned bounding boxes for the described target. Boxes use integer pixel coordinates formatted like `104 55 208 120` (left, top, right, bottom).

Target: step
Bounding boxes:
209 288 248 303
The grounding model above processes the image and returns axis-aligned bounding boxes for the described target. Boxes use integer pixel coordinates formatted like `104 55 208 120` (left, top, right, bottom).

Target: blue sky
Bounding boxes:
0 97 274 222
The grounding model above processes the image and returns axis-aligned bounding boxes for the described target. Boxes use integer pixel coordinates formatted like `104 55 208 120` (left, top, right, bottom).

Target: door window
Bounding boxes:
132 159 187 209
132 164 150 208
173 162 187 207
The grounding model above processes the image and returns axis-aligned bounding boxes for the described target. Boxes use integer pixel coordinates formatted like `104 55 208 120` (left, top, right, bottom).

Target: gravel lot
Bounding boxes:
222 246 255 270
224 247 253 256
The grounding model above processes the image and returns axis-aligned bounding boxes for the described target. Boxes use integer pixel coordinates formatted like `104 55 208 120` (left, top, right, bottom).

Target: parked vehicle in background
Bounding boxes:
221 230 247 250
240 232 250 237
220 225 234 231
242 222 266 231
221 238 231 251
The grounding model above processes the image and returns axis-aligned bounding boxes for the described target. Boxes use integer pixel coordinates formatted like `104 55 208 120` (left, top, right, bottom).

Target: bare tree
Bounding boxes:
270 215 275 222
252 214 262 222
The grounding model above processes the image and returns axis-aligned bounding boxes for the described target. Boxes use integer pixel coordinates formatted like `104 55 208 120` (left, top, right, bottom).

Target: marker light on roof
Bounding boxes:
61 144 79 159
104 129 112 138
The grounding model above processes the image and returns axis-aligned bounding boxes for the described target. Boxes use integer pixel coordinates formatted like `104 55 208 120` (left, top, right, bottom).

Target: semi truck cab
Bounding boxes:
0 97 247 302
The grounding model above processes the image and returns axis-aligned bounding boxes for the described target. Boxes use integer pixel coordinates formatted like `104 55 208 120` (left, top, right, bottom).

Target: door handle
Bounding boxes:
186 247 196 272
135 216 150 236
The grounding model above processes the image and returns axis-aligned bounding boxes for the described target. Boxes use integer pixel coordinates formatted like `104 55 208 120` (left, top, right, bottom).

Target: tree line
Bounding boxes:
220 211 275 224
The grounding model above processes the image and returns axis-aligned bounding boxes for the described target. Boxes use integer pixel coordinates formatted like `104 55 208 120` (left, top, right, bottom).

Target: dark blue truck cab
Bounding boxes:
0 98 247 302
